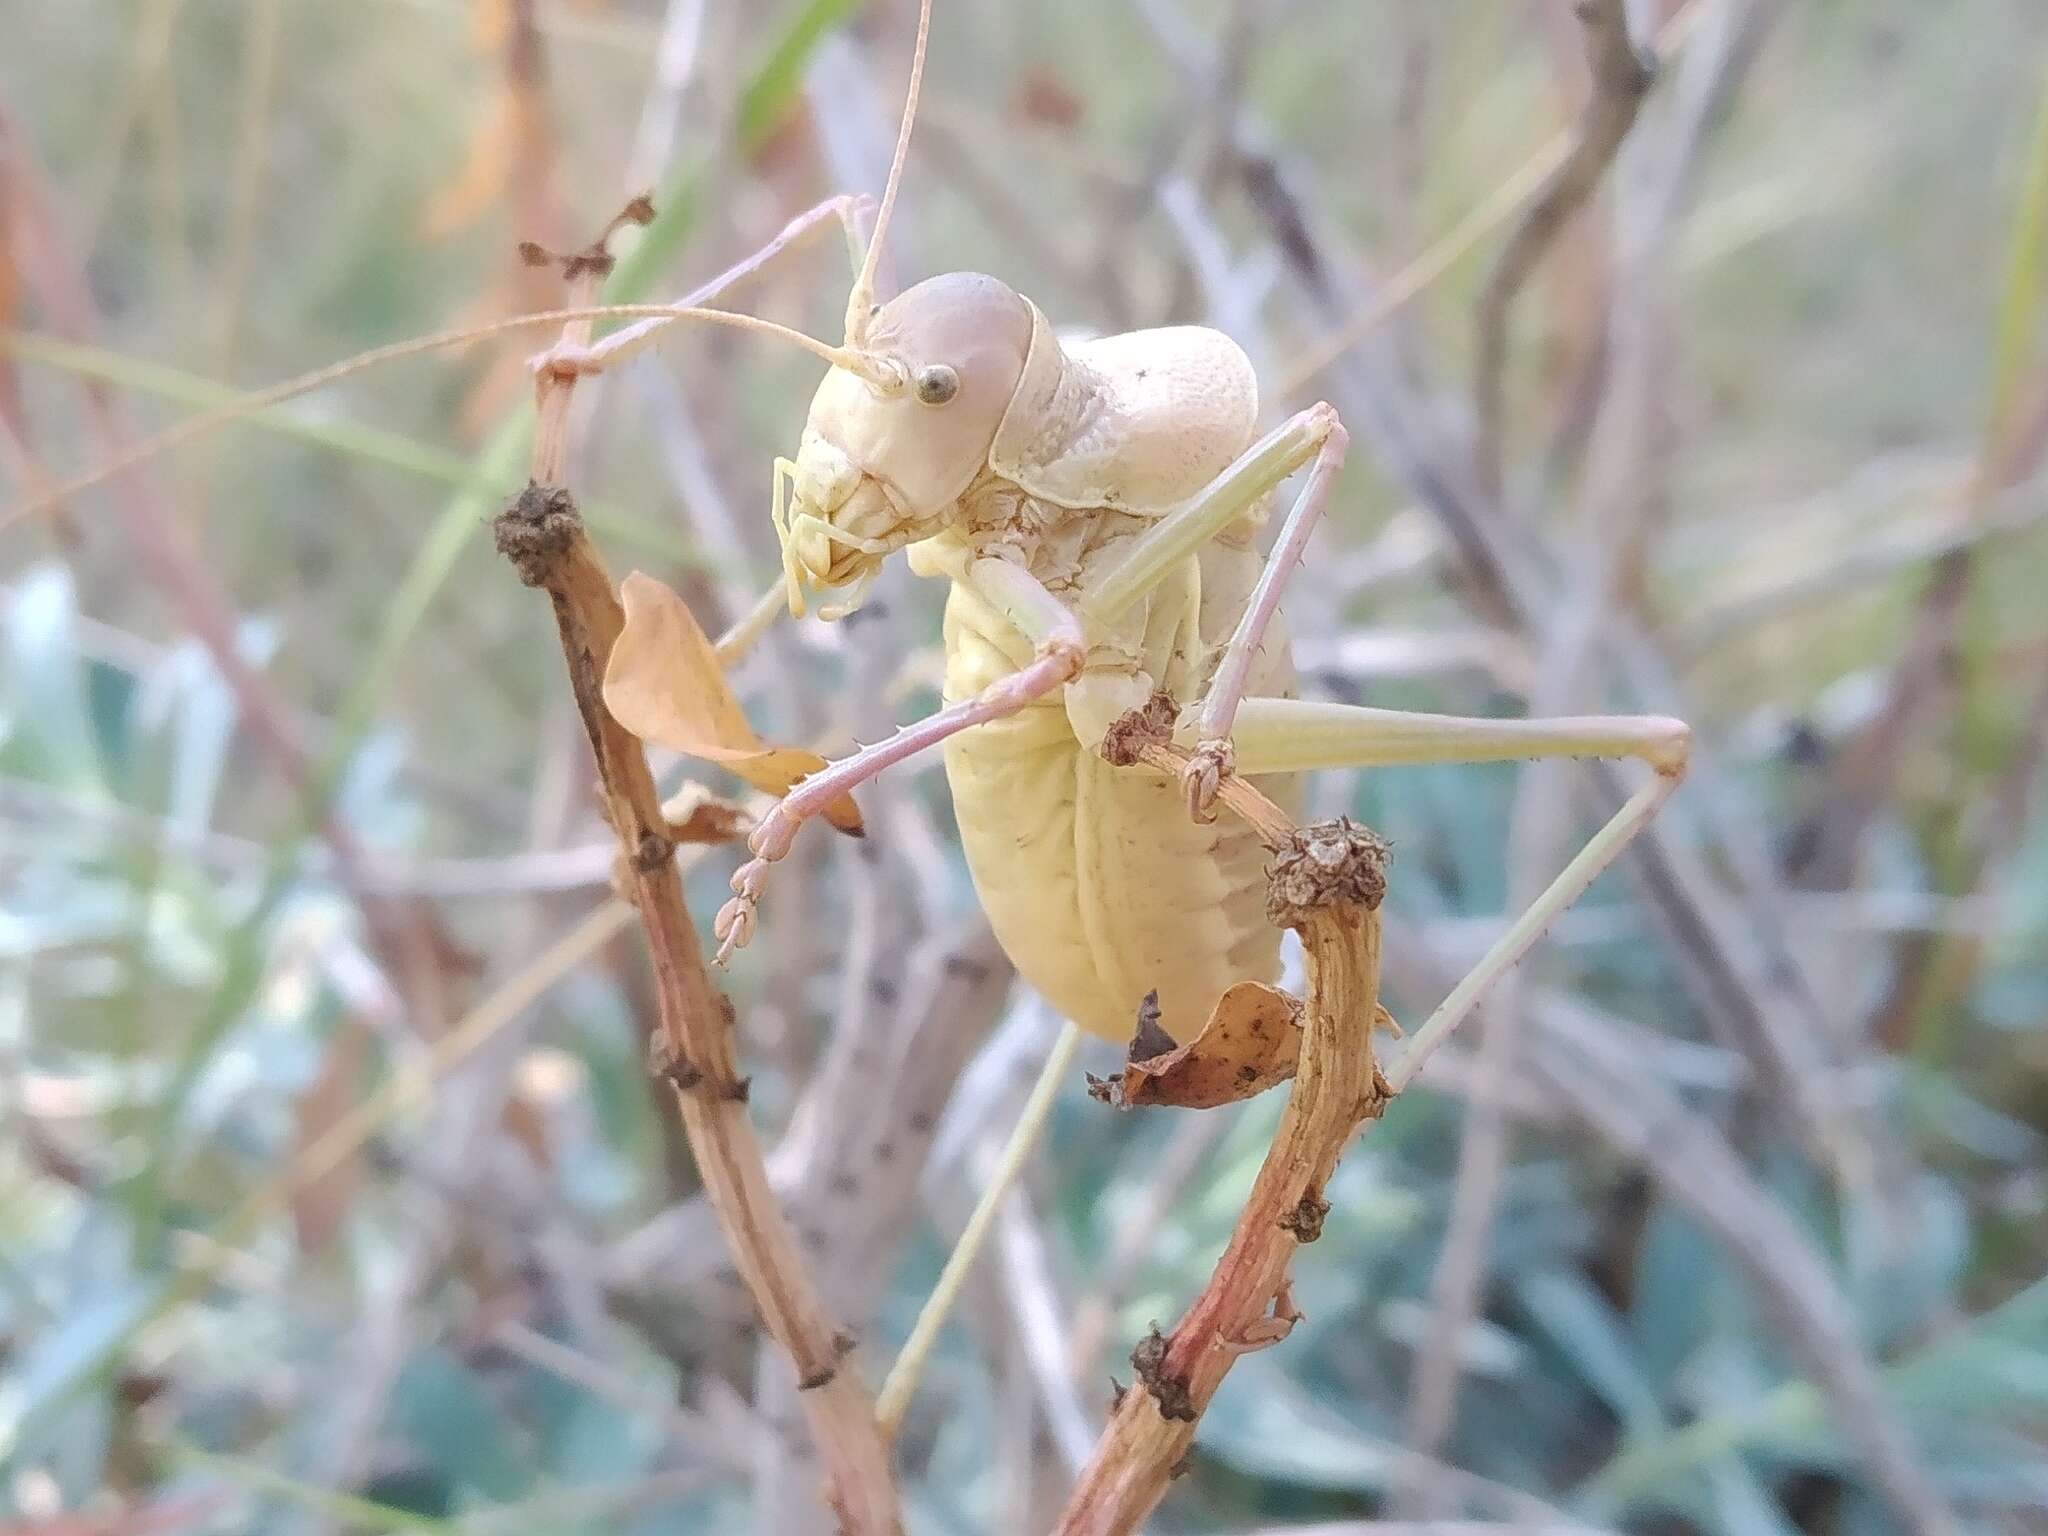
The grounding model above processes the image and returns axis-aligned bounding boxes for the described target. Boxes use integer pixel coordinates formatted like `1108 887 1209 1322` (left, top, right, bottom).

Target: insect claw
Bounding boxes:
1181 739 1234 823
713 857 774 961
713 892 756 962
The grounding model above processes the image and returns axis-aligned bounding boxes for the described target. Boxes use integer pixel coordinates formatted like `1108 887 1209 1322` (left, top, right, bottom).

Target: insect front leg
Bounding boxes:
527 193 872 382
1077 402 1347 819
1222 697 1690 1081
714 557 1085 961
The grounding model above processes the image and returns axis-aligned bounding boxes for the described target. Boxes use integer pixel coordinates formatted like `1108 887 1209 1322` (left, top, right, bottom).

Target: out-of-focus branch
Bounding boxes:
1231 58 1857 1179
1066 1112 1232 1378
1473 0 1653 503
492 211 899 1534
1412 2 1667 1450
753 915 1015 1530
0 104 391 915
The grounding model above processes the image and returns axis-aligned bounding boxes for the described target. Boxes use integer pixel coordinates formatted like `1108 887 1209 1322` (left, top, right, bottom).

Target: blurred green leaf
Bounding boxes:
1582 1274 2048 1516
390 1349 533 1505
1514 1268 1665 1438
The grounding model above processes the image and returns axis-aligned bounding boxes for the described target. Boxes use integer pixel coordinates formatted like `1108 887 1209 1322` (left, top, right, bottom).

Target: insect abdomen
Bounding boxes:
939 583 1296 1045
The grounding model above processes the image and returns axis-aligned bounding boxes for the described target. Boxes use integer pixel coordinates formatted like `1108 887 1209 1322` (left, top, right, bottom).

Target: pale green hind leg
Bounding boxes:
878 695 1690 1431
1077 402 1343 627
1222 696 1691 1088
1076 401 1348 817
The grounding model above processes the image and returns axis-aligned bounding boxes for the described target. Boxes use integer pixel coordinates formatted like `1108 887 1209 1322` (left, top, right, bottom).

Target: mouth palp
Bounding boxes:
769 461 939 621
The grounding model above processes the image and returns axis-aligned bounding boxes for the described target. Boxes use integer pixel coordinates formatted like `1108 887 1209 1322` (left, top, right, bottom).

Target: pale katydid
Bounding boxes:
532 5 1689 1018
546 0 1690 1424
15 0 1692 1437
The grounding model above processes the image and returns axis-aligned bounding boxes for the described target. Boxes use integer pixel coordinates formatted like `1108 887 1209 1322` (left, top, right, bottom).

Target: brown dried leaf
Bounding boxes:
1116 981 1303 1109
603 571 862 835
661 782 755 845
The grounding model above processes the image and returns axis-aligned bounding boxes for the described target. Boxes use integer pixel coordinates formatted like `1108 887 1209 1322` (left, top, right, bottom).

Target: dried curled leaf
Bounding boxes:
604 572 862 835
661 783 755 845
1093 982 1305 1110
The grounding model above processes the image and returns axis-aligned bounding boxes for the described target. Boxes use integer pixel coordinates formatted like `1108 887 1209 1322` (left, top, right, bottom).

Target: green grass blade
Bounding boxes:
172 1442 460 1534
1986 56 2048 457
0 332 689 562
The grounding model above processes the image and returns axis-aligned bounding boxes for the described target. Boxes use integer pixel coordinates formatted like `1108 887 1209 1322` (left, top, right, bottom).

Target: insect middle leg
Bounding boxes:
1077 401 1349 818
1223 697 1690 1069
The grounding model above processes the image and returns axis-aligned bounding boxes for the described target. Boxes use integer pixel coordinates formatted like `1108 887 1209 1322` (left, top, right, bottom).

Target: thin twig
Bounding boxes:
1473 0 1653 503
213 0 283 374
877 1021 1084 1435
492 214 899 1533
1066 1111 1234 1378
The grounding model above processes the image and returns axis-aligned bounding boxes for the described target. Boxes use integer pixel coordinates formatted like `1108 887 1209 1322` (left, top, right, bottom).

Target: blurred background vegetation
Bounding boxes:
4 1 2048 1532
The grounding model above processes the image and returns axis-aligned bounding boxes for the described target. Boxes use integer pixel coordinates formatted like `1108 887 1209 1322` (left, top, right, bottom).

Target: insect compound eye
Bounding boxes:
912 363 960 406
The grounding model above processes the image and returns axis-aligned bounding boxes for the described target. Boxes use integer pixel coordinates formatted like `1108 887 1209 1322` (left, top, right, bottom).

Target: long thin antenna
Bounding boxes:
4 303 886 531
843 0 933 350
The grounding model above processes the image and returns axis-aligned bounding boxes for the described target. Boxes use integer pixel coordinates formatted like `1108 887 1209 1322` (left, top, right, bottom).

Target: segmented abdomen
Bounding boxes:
939 588 1296 1045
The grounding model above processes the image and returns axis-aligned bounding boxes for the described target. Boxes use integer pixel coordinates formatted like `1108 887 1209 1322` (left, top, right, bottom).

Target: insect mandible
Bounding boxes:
536 0 1692 1060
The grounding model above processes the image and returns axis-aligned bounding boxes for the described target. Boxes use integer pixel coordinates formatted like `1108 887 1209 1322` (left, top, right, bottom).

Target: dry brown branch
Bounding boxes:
1242 83 1856 1176
1473 0 1654 502
491 212 899 1534
1053 721 1393 1536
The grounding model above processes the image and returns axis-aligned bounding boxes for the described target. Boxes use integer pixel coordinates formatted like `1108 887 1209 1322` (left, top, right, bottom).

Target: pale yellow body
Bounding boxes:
897 312 1301 1045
